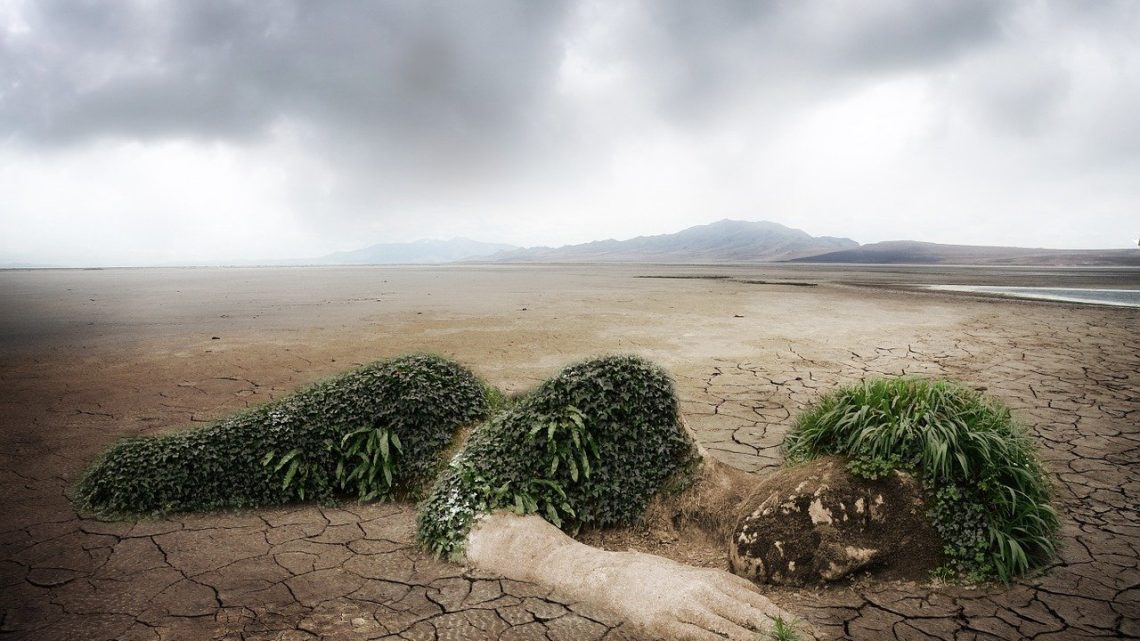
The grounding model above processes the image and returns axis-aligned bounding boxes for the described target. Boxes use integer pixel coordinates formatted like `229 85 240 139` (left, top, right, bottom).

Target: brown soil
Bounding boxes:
579 456 755 572
729 456 944 585
1 263 1137 640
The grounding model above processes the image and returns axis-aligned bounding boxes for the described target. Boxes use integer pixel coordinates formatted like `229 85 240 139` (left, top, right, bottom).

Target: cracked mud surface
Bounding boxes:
2 264 1137 640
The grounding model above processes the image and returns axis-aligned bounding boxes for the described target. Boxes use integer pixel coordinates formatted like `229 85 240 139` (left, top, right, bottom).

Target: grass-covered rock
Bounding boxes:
77 354 490 516
783 377 1059 581
416 355 698 559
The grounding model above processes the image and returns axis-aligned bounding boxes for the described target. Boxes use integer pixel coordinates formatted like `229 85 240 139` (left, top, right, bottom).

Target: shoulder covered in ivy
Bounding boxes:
416 354 699 559
76 354 491 516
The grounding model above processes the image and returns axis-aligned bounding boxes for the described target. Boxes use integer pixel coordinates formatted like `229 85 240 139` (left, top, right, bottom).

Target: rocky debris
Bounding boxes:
729 456 942 585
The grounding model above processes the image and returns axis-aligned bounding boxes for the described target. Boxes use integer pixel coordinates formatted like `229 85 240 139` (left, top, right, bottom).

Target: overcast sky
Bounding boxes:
1 0 1138 266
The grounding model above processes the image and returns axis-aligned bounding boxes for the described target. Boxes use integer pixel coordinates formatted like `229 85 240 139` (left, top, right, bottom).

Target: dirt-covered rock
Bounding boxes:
729 456 943 585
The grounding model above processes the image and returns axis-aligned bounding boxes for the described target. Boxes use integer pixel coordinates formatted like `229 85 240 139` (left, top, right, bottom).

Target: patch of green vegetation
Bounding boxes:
76 354 490 516
483 384 510 413
416 355 698 559
768 615 801 641
784 377 1059 582
332 425 403 501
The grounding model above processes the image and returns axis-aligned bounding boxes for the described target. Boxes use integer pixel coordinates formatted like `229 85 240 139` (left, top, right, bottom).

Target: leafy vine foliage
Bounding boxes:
416 355 698 559
76 354 489 515
784 377 1059 581
335 426 404 500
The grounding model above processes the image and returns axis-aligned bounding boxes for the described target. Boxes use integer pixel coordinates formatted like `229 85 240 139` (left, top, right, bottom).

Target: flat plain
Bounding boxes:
1 264 1137 640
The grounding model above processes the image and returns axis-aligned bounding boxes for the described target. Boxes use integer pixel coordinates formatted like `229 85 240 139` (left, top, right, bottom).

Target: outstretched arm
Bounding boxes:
465 511 817 641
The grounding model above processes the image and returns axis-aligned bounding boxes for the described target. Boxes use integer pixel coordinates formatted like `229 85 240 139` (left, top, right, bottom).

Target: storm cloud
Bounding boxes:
3 2 570 160
1 0 1137 265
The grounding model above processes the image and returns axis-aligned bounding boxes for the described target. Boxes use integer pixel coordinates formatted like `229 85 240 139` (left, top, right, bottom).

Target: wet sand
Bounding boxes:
1 264 1137 640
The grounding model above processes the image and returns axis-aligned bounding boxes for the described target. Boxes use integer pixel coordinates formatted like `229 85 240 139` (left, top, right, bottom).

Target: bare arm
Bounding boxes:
465 511 817 641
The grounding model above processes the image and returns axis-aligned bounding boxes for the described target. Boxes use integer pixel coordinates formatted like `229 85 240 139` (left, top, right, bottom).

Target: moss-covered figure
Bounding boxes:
416 354 698 558
75 352 812 640
783 377 1059 581
77 354 490 515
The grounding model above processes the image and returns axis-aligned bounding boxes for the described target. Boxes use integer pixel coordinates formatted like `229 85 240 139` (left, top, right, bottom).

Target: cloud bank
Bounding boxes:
2 0 1137 265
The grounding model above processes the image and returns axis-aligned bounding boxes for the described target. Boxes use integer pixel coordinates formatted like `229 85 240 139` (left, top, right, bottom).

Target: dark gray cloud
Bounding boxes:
1 0 1017 147
2 0 571 149
7 0 1125 170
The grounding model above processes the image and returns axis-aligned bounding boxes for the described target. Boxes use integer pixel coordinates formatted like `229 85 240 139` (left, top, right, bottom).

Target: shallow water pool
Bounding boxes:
927 285 1140 308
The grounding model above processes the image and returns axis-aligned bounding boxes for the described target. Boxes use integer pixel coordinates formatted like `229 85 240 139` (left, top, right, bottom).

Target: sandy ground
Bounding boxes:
1 264 1137 640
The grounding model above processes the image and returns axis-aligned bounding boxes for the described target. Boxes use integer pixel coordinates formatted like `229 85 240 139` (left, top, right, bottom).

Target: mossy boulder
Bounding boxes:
77 354 490 516
417 354 699 559
783 377 1059 581
730 456 943 585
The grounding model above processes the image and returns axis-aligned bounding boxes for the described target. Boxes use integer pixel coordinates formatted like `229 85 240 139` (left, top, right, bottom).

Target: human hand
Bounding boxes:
578 550 816 641
465 513 816 641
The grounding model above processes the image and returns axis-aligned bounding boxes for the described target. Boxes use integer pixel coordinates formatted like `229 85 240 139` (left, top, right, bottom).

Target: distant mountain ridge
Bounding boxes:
484 219 857 263
288 221 1137 267
790 240 1140 267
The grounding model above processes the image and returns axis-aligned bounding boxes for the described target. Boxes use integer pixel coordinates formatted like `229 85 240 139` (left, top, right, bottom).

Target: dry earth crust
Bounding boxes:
1 264 1137 640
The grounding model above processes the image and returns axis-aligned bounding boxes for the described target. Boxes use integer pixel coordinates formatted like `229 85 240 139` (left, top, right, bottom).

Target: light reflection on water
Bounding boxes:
927 285 1140 308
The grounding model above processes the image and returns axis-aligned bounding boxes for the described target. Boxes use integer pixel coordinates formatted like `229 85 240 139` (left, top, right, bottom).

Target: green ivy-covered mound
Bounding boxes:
784 377 1059 582
77 354 490 516
417 355 699 559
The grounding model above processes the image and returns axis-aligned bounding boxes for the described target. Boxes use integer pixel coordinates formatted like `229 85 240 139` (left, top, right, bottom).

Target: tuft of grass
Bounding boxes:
784 377 1059 582
769 616 801 641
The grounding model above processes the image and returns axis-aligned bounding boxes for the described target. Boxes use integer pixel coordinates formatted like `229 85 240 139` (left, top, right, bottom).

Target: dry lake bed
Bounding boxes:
1 264 1137 640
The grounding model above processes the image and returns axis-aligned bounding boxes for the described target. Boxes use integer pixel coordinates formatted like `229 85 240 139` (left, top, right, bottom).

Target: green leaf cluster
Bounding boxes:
260 447 325 501
334 426 403 500
76 354 489 516
416 355 698 559
783 377 1059 582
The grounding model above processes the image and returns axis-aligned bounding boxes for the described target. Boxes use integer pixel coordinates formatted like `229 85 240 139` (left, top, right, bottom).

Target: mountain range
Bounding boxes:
300 220 1138 267
482 219 857 263
791 240 1140 267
